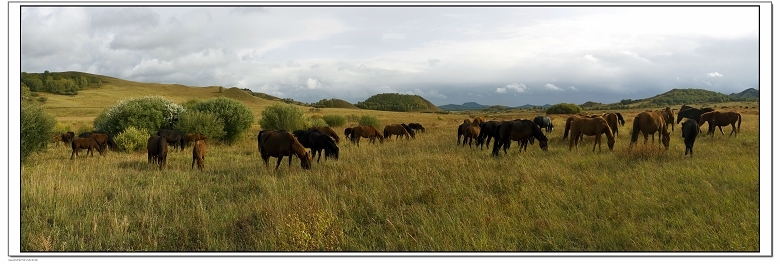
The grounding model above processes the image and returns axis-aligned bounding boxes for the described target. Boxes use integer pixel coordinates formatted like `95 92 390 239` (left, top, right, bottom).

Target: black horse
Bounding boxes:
157 129 185 151
477 120 502 150
408 123 425 133
492 120 548 156
676 105 714 125
681 119 699 157
293 130 339 162
533 116 554 133
401 123 416 138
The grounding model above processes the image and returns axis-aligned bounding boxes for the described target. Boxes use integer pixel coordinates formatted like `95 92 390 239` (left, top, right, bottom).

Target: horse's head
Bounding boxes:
607 137 616 151
662 130 671 150
301 151 313 170
539 139 548 151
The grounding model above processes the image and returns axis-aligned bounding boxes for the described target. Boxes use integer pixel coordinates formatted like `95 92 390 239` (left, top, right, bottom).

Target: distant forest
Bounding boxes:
21 71 103 95
355 93 435 112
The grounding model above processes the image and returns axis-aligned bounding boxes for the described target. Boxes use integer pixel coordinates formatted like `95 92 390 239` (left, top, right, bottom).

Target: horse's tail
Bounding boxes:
616 113 625 126
630 118 640 145
737 113 742 134
563 119 571 140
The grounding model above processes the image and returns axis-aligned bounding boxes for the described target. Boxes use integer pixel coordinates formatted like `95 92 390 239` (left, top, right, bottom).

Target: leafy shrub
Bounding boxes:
321 114 347 127
546 103 582 115
346 114 360 122
308 118 328 128
259 103 310 132
93 96 186 136
75 122 95 135
189 97 254 144
174 110 226 141
21 101 56 162
437 116 446 121
357 115 381 129
114 126 150 153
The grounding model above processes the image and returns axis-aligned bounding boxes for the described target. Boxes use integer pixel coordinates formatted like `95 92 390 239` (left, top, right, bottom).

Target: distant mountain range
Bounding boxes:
438 102 552 111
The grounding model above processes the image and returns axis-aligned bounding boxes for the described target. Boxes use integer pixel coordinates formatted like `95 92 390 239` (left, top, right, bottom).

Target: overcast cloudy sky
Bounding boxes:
20 4 761 106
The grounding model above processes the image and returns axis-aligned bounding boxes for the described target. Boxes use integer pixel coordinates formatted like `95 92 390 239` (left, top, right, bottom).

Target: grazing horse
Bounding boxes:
401 123 415 138
477 120 502 150
60 132 75 147
630 111 670 149
70 138 105 160
384 124 411 140
183 133 207 148
293 130 339 162
344 127 354 143
660 107 675 133
492 120 549 156
457 123 470 145
87 133 114 152
600 113 622 137
258 131 312 170
533 116 554 133
563 115 587 141
473 116 487 126
676 105 715 125
408 123 425 133
157 129 185 151
568 117 615 152
462 124 481 148
191 140 206 171
309 126 341 144
699 111 742 137
146 135 168 169
681 119 699 157
350 126 384 146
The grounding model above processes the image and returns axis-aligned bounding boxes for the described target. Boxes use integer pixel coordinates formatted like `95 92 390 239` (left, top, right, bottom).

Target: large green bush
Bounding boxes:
308 117 328 128
174 110 226 141
93 96 186 136
321 114 347 127
21 101 56 162
113 126 150 153
358 114 381 129
546 103 582 115
259 103 310 132
189 97 254 144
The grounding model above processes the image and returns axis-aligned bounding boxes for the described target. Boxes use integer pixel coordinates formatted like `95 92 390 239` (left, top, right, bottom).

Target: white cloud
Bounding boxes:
306 78 321 89
569 86 578 91
545 83 564 91
707 72 724 77
495 87 507 94
584 54 599 62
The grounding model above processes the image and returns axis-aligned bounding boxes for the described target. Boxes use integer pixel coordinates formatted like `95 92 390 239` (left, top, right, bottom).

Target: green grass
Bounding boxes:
21 112 759 251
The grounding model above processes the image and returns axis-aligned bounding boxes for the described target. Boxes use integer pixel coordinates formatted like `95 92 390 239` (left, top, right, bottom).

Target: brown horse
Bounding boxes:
183 133 207 148
384 124 411 141
630 111 670 149
191 140 206 171
258 131 312 170
699 111 742 137
473 116 486 126
309 126 340 144
492 120 548 156
601 113 622 137
350 126 384 146
659 107 675 133
344 127 354 142
70 138 105 160
88 133 112 152
463 125 481 148
569 117 615 152
563 115 586 141
146 135 168 169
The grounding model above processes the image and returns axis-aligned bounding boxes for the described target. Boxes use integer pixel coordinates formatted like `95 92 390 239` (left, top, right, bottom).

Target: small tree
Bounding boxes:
189 97 254 144
545 103 582 115
321 114 347 127
114 126 150 153
174 110 226 141
21 101 56 162
93 96 186 136
358 114 381 129
259 103 310 131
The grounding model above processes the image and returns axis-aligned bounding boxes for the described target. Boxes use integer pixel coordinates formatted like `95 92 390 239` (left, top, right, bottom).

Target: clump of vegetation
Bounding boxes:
546 103 582 114
93 96 186 137
322 114 347 127
313 98 359 109
189 97 255 144
308 117 329 128
174 110 226 141
355 93 440 112
259 103 310 132
21 71 102 95
358 114 381 129
113 126 150 153
21 101 56 163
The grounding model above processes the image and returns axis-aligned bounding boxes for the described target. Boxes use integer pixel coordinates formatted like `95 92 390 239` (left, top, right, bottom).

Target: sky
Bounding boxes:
20 5 761 106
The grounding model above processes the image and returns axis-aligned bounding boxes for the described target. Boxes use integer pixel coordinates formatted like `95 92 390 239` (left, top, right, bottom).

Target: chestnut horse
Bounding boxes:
699 111 742 137
191 140 206 171
463 124 481 148
630 111 670 149
70 138 105 160
569 117 615 152
350 126 385 146
384 124 411 140
258 131 312 170
184 133 207 148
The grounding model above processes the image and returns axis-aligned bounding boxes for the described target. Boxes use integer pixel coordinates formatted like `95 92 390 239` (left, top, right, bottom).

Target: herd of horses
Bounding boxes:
456 104 743 157
54 104 744 172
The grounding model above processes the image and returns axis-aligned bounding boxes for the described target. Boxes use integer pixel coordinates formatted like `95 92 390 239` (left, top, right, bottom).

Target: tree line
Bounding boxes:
21 71 103 95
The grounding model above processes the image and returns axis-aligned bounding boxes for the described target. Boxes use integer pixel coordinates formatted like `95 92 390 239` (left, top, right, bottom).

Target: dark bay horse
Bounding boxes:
401 123 415 138
309 126 341 144
350 126 384 146
70 138 105 160
258 131 312 170
492 120 548 156
676 105 714 125
384 124 412 140
699 111 742 137
293 130 339 162
146 135 168 169
408 123 425 133
569 117 615 152
630 111 670 149
659 107 675 133
157 129 185 152
192 140 206 171
533 116 554 133
184 133 207 148
681 119 699 157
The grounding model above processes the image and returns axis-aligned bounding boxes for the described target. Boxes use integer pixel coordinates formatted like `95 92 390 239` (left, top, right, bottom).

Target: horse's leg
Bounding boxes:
593 134 600 152
70 149 76 160
730 123 737 138
275 156 283 170
718 126 725 136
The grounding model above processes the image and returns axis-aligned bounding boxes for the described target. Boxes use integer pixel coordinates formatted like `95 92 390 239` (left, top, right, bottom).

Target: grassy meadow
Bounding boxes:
19 79 760 252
